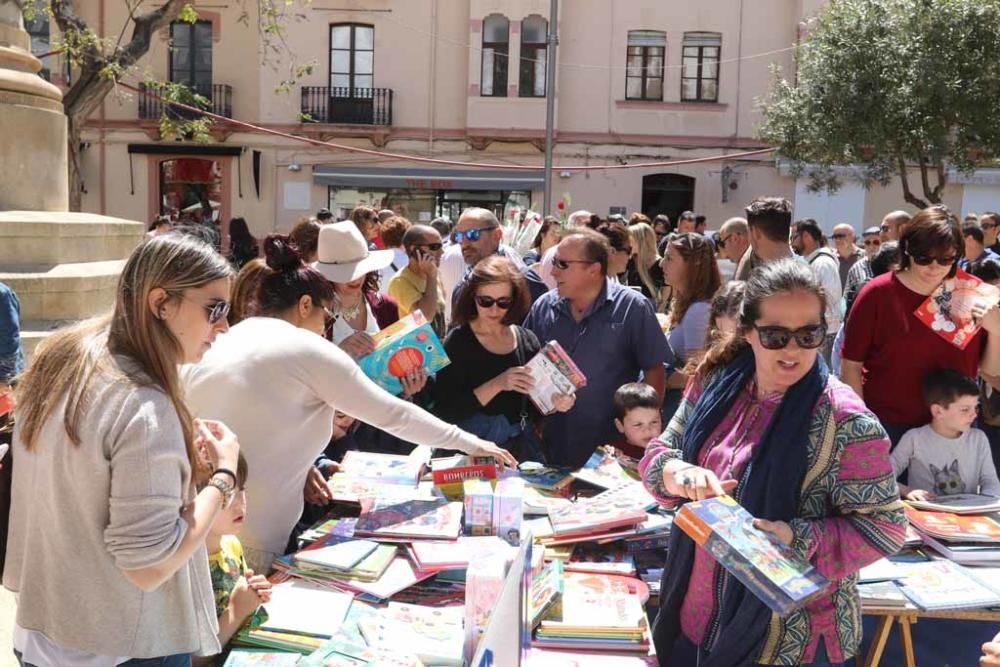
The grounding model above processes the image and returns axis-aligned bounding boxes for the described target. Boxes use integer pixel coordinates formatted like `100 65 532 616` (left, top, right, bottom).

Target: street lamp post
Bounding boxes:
542 0 559 216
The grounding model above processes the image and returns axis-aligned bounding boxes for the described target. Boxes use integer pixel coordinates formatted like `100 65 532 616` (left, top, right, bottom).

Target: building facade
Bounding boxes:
32 0 993 244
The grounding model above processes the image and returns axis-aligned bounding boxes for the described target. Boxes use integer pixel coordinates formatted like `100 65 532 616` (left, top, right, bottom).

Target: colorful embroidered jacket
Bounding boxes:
640 374 907 665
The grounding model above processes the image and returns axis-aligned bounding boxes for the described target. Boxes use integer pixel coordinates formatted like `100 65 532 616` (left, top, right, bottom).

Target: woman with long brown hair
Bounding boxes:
660 233 722 420
350 205 381 248
6 234 239 665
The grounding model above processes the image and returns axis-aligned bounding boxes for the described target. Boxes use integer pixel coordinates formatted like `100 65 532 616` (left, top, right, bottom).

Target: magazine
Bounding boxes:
358 311 450 395
913 268 1000 349
525 341 587 414
675 495 829 616
906 493 1000 515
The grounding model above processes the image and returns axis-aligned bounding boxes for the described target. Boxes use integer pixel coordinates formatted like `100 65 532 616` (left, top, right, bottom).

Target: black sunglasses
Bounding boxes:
185 296 230 325
908 252 957 267
553 257 597 270
475 295 514 309
412 242 444 252
831 233 850 240
754 324 827 350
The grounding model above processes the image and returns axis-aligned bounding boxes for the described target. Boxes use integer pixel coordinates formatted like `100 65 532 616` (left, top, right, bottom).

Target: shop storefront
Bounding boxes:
313 166 544 222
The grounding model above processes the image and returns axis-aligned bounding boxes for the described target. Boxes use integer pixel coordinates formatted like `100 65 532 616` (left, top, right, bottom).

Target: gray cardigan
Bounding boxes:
3 356 220 658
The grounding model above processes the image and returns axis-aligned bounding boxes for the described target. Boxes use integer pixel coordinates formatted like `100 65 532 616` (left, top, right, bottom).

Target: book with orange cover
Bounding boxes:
913 268 1000 349
904 506 1000 543
675 495 828 616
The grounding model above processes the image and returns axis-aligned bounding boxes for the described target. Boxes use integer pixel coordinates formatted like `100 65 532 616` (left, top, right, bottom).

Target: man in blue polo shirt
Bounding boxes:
524 229 667 467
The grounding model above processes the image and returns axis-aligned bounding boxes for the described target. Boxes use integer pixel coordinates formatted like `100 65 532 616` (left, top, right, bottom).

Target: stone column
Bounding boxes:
0 0 68 211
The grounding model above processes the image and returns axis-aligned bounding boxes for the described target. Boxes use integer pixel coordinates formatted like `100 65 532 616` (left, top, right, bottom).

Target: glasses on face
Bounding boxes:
880 224 891 233
411 242 444 252
452 226 497 244
185 296 229 325
717 234 735 249
831 233 850 240
864 239 881 247
552 256 597 270
983 222 997 230
475 295 514 310
908 252 957 267
754 324 828 350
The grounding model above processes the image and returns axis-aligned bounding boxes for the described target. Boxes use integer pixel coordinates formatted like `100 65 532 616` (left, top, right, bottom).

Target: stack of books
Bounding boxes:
905 506 1000 564
354 498 464 541
533 571 651 653
359 602 465 666
233 579 354 654
895 559 1000 611
544 484 654 545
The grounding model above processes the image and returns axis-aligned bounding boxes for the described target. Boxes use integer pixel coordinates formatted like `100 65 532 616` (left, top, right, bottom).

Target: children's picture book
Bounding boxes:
358 311 451 395
905 506 1000 542
571 449 634 490
409 536 516 571
857 582 910 609
326 474 437 504
361 603 465 667
535 571 648 651
913 268 1000 349
523 486 573 516
260 580 354 638
354 498 463 540
529 560 564 628
547 484 651 538
518 463 575 492
222 650 303 666
431 455 498 488
293 540 379 572
675 495 829 616
493 477 525 545
895 559 1000 611
339 450 428 487
906 493 1000 515
525 341 587 414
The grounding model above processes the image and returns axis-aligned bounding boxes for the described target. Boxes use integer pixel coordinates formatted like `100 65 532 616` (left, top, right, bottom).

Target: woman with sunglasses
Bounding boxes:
434 256 574 460
349 205 381 249
640 259 906 667
842 207 1000 446
597 222 633 281
6 234 238 665
183 232 515 573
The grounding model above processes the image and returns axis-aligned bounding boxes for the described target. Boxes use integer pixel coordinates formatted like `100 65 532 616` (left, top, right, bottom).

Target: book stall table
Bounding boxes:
859 605 1000 667
222 447 668 666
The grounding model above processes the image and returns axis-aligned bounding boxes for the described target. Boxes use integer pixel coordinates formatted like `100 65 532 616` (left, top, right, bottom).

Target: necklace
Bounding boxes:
339 298 363 321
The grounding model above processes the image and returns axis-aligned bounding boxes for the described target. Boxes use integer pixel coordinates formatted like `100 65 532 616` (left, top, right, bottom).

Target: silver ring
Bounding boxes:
681 475 693 487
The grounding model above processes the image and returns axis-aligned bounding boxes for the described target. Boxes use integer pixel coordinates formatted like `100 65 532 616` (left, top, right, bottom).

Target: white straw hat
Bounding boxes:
312 221 395 283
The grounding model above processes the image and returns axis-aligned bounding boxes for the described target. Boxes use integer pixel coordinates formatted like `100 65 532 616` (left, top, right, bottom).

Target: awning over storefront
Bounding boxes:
312 166 545 191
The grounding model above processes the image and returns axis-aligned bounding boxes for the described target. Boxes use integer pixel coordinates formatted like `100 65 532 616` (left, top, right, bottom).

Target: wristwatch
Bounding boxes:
207 473 236 508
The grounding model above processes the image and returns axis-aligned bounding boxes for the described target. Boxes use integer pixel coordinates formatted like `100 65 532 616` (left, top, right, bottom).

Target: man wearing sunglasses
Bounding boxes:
443 208 548 325
387 225 447 335
523 229 668 468
981 212 1000 256
717 217 750 269
879 210 910 243
962 221 1000 269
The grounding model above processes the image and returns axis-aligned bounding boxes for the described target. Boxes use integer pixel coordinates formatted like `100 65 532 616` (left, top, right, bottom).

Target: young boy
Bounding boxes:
611 382 664 461
891 369 1000 501
206 453 273 657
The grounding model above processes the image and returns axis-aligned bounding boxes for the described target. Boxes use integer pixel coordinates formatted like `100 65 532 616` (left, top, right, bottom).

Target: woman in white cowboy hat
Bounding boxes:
183 225 518 573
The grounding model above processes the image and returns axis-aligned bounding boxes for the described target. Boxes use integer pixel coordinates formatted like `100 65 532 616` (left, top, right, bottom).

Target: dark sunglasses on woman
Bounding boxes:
475 295 514 310
908 252 957 267
754 323 827 350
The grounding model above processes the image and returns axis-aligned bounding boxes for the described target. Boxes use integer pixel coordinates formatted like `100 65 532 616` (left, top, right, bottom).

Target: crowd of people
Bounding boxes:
2 196 1000 666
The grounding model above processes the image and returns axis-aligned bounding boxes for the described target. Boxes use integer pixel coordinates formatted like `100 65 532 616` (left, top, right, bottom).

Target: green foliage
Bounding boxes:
177 3 198 24
758 0 1000 206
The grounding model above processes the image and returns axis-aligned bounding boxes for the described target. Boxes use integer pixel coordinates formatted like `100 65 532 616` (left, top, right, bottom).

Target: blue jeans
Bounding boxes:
671 636 846 667
457 412 546 463
15 651 191 667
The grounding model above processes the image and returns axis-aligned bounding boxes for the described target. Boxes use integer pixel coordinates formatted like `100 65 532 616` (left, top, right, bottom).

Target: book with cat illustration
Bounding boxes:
675 495 829 616
914 268 1000 349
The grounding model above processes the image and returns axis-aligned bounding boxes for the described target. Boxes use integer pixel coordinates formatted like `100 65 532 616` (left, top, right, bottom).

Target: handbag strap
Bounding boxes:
512 326 530 428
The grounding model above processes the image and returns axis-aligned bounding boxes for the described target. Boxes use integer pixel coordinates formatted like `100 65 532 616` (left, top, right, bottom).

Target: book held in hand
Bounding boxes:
358 311 450 395
525 341 587 414
913 268 1000 349
675 495 829 616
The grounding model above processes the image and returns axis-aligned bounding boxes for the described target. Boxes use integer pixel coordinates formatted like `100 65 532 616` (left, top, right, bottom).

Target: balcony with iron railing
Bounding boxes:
138 82 234 121
300 86 393 126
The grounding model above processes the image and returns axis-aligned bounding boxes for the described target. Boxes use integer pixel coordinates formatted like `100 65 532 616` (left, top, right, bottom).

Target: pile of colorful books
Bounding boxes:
905 505 1000 564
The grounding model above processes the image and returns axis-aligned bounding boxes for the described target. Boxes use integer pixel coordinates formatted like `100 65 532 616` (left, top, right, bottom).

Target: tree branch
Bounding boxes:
898 153 929 209
932 161 947 203
919 154 934 205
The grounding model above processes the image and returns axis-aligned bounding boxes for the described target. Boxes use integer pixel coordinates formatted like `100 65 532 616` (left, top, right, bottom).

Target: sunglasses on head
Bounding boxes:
552 256 596 270
754 324 827 350
452 226 497 244
475 295 514 309
908 252 957 267
412 242 444 252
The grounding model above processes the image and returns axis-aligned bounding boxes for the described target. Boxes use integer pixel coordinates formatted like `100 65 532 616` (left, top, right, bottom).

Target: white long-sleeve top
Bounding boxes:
183 316 486 554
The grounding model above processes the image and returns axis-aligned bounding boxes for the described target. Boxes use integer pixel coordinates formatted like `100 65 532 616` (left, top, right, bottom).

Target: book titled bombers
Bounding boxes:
675 496 829 616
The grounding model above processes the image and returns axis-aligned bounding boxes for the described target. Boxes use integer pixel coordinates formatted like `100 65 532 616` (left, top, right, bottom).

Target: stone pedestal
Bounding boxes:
0 5 144 357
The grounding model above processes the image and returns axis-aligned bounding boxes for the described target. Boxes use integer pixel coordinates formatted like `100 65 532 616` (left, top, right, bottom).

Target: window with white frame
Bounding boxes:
626 30 665 101
682 32 721 102
481 14 510 97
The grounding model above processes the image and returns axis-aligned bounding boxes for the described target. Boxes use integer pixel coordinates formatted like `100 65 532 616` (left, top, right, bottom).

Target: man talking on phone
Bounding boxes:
388 224 447 336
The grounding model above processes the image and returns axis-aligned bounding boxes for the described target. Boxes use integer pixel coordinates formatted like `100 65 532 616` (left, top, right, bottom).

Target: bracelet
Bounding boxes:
207 475 236 509
213 468 237 485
